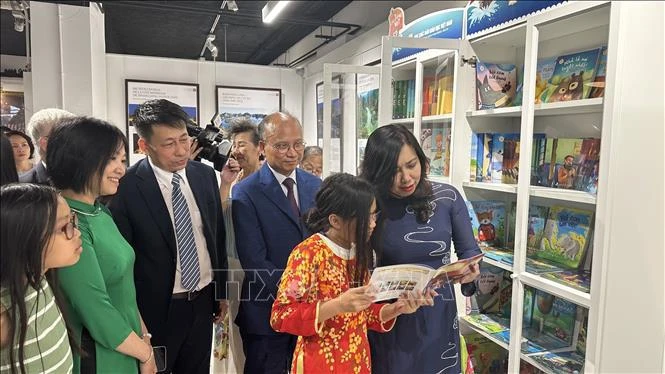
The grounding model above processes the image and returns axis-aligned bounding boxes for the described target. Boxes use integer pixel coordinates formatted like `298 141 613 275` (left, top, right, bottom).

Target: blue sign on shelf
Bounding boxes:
466 0 568 38
391 8 464 62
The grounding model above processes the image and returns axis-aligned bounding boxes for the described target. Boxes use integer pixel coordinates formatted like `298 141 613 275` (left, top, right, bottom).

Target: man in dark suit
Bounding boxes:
232 112 321 373
19 108 75 184
109 99 227 374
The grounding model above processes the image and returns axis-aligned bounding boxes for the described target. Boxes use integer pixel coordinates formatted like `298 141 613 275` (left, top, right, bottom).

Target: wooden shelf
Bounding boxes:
534 98 604 116
460 318 510 350
422 113 453 123
390 117 415 124
529 186 597 205
520 272 591 309
467 106 521 118
463 181 518 194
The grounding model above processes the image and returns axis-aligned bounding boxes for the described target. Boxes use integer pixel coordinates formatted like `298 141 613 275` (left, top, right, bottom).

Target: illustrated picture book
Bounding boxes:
532 290 578 345
588 45 607 99
537 206 593 269
476 62 517 109
468 200 506 248
540 48 601 103
369 254 484 302
526 204 549 252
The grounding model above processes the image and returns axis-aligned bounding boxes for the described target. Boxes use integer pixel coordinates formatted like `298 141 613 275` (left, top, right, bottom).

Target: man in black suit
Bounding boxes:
19 108 75 184
232 112 321 373
109 99 227 374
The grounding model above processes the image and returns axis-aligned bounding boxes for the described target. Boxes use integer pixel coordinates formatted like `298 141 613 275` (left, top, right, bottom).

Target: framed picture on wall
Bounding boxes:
1 90 25 133
315 75 344 173
125 79 199 164
215 85 281 133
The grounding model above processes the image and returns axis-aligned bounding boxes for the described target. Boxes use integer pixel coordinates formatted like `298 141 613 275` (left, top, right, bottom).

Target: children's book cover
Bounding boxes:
469 200 506 248
481 248 514 264
443 126 452 177
476 62 517 109
466 201 481 243
588 46 607 99
526 204 549 252
490 133 519 183
481 133 493 182
531 351 585 374
462 314 509 334
470 132 479 181
523 287 535 329
532 291 578 345
538 206 593 269
430 127 445 176
505 201 516 248
475 133 486 182
542 270 592 293
574 138 601 193
474 263 505 314
502 138 520 184
498 270 512 318
525 257 566 275
540 48 601 103
420 126 434 167
544 138 584 190
465 332 509 374
534 57 557 103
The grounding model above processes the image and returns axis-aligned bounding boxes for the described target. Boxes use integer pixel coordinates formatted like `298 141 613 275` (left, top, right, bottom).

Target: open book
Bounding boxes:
369 254 484 302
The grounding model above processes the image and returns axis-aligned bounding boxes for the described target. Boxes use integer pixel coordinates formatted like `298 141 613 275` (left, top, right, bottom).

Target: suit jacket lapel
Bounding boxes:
259 164 303 233
136 159 177 257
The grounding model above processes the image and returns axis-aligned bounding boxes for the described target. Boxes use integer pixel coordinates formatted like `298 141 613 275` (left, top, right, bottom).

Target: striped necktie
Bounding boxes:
172 173 200 291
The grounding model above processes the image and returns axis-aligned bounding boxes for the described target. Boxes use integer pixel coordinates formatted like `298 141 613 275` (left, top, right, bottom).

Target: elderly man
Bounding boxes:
232 112 321 373
19 108 75 184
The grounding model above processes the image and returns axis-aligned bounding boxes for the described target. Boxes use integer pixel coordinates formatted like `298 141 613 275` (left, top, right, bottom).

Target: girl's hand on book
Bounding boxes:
393 289 437 315
455 263 481 285
337 285 375 313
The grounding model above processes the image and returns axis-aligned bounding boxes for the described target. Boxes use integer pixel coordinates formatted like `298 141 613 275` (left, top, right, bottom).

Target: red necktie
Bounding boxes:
282 178 300 217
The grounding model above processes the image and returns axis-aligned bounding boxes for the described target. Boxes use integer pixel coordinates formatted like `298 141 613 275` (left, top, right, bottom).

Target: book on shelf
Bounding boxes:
473 263 506 314
527 204 550 254
505 201 516 249
541 270 591 293
462 313 510 334
536 206 594 270
476 62 517 110
467 200 507 248
588 45 607 99
529 351 585 374
368 254 484 302
531 136 601 193
482 248 514 265
470 132 479 181
464 332 509 374
534 57 557 104
532 290 578 345
429 126 451 176
540 47 601 103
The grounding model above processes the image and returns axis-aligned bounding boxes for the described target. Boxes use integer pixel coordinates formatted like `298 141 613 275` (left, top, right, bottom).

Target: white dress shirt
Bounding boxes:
149 158 213 293
266 164 300 207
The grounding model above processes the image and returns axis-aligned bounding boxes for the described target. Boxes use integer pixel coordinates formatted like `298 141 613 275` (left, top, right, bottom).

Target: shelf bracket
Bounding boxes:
461 55 478 68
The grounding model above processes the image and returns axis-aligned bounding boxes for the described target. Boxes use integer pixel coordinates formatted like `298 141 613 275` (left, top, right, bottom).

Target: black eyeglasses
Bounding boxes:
62 212 79 240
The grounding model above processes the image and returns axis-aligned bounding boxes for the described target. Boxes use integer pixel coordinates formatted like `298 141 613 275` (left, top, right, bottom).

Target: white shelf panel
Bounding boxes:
460 318 509 350
390 118 415 124
529 186 597 205
467 106 521 118
534 98 604 116
463 181 518 194
429 175 450 184
422 113 453 123
483 257 513 272
520 272 591 309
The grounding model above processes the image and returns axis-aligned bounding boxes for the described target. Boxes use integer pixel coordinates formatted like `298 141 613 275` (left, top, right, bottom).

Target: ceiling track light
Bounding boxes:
221 0 238 12
262 1 290 24
205 34 218 59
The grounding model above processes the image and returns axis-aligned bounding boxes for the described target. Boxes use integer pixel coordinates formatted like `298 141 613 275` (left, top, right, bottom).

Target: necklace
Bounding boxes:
70 204 103 217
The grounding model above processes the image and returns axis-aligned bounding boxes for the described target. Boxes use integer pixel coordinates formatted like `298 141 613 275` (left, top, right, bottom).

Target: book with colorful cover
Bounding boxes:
540 48 601 103
430 127 446 176
490 133 519 183
532 291 578 345
537 206 593 269
542 270 591 293
527 204 549 253
470 132 479 181
523 287 535 328
534 57 557 104
466 201 482 242
476 62 517 109
525 257 566 275
469 200 506 248
505 201 516 248
482 248 514 264
443 126 452 177
502 137 520 184
543 138 585 190
475 133 485 182
530 351 585 374
462 313 509 334
574 138 601 193
464 332 509 374
588 46 607 99
474 263 505 313
481 133 493 182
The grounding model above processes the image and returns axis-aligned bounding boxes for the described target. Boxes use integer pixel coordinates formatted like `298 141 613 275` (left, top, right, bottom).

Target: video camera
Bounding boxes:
186 114 232 171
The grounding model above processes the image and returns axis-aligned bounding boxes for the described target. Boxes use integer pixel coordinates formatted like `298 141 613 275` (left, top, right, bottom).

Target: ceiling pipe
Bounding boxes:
275 25 353 69
102 1 362 35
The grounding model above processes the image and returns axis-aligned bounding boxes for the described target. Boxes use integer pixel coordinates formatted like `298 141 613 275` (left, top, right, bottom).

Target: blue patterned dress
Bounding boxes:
369 183 481 374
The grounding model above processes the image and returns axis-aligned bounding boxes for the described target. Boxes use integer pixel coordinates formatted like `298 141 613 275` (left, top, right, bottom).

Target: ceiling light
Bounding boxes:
262 1 290 24
227 0 238 12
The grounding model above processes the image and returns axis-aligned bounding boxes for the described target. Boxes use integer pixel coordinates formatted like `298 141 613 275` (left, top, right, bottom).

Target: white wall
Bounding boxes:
105 54 303 137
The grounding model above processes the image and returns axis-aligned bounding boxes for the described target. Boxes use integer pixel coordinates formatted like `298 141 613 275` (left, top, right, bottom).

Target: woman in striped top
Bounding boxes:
0 184 83 374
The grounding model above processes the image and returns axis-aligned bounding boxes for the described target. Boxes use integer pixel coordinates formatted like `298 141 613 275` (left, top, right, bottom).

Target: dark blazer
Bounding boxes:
232 163 321 335
18 161 50 184
108 158 227 340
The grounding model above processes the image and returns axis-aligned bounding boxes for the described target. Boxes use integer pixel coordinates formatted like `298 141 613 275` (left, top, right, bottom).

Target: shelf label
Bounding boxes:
466 0 567 39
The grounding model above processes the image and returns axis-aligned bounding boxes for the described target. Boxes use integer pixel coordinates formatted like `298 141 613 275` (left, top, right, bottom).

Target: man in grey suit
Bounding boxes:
19 108 75 184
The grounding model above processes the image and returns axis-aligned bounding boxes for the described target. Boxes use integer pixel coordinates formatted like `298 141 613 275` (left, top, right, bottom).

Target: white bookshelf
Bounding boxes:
422 113 454 122
529 186 597 205
463 181 518 194
390 117 415 124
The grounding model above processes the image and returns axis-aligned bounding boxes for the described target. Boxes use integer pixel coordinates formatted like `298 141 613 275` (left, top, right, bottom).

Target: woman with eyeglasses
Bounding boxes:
0 184 82 374
46 117 157 374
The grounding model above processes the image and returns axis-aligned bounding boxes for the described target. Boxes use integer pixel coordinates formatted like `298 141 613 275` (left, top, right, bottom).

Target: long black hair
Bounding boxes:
359 124 433 223
1 132 18 186
0 184 63 374
303 173 376 286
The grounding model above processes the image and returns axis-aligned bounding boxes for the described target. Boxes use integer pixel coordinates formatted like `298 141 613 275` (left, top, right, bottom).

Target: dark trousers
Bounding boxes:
155 284 214 374
241 332 296 374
